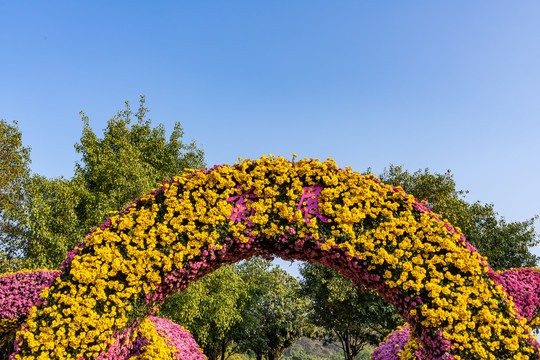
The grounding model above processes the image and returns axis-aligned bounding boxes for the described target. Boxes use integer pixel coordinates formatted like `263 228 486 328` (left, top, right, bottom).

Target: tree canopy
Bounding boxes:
235 258 310 360
0 119 32 271
161 263 249 360
0 96 206 272
299 263 402 360
74 96 205 235
161 258 310 360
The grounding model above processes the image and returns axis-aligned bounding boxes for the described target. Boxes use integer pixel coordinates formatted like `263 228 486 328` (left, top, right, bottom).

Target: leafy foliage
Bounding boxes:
235 258 310 360
299 263 403 360
0 120 31 272
161 264 249 360
281 337 376 360
161 257 310 360
0 96 206 271
18 176 84 270
74 96 205 235
282 347 318 360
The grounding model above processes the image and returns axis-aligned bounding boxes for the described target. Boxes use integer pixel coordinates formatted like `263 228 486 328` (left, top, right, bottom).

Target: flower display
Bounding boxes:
1 270 205 360
371 325 410 360
371 267 540 359
97 315 206 360
0 269 61 344
8 155 540 360
120 316 206 360
495 268 540 327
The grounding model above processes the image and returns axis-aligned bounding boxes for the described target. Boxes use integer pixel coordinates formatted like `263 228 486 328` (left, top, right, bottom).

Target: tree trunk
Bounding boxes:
268 349 283 360
220 338 227 360
341 333 357 360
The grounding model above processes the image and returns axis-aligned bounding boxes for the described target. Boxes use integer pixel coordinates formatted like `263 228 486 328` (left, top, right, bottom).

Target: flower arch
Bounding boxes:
8 155 540 360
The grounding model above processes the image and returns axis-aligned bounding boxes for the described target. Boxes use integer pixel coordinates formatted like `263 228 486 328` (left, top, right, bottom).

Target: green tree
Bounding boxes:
74 95 206 242
299 264 402 360
235 258 310 360
161 264 250 360
161 258 310 360
0 120 31 272
19 176 83 270
375 165 539 270
1 96 206 271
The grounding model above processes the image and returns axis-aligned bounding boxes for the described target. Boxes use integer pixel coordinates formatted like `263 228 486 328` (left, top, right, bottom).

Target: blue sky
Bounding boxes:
1 1 539 276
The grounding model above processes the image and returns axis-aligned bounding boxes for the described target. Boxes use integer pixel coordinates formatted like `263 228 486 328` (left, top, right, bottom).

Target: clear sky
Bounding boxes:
1 1 539 276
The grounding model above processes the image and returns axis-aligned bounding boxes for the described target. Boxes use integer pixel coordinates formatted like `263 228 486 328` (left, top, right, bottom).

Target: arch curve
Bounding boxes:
12 156 540 360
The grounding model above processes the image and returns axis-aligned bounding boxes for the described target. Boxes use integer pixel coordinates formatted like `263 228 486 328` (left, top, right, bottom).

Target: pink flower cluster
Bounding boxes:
97 317 205 360
496 268 540 324
1 270 61 359
147 316 206 360
59 241 87 272
0 270 60 326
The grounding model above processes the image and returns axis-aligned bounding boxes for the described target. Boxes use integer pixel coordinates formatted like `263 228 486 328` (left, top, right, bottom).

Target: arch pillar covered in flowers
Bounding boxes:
9 156 540 360
0 270 205 360
371 268 540 360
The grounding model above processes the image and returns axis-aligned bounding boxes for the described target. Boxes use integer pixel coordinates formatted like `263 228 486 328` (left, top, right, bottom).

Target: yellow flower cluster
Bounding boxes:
130 318 178 360
399 335 419 360
13 155 539 360
125 316 206 360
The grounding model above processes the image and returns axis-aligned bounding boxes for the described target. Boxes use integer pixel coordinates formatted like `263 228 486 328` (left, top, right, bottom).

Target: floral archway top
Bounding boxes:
3 155 539 360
